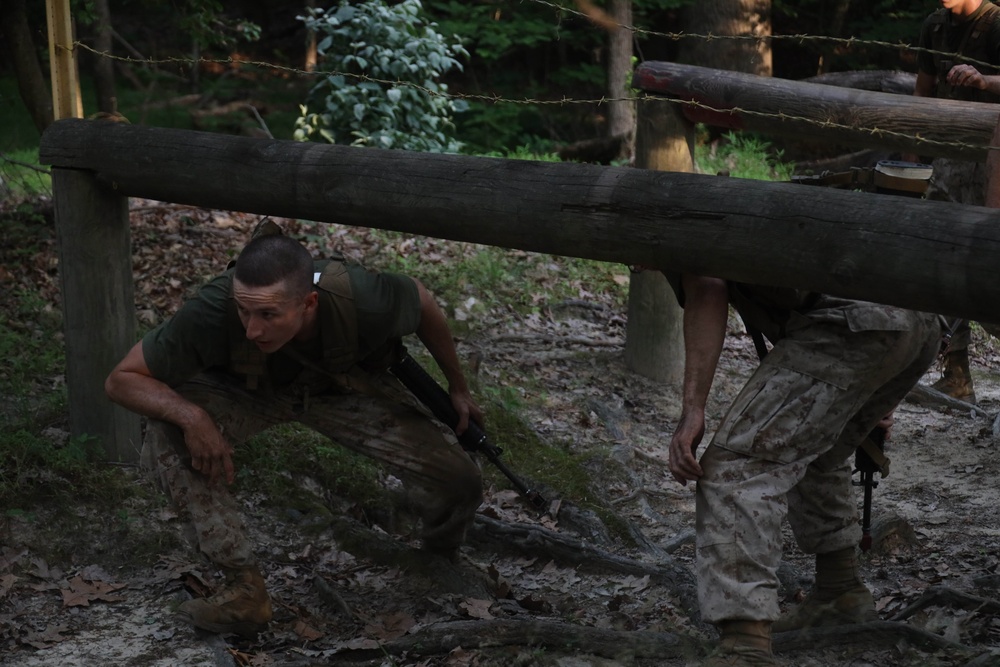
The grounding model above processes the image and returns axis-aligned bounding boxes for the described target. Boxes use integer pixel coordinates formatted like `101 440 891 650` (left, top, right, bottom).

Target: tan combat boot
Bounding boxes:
931 349 976 403
177 565 272 636
773 547 876 633
702 620 777 666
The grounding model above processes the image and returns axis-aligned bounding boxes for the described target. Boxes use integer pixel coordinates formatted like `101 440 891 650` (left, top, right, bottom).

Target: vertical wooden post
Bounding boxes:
986 113 1000 208
623 98 693 384
45 0 82 120
52 168 141 462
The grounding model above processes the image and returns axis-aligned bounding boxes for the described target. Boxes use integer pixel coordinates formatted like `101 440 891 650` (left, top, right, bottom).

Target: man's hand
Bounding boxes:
668 410 706 486
450 387 484 437
947 64 987 90
183 414 236 486
877 412 894 442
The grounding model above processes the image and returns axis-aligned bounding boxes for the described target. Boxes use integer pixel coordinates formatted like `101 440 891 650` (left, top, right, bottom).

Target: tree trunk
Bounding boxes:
817 0 852 74
91 0 117 113
607 0 635 161
624 99 691 384
1 0 54 133
305 0 318 72
678 0 772 76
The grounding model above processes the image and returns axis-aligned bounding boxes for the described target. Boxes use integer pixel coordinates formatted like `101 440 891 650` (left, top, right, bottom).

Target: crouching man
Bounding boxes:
106 228 483 636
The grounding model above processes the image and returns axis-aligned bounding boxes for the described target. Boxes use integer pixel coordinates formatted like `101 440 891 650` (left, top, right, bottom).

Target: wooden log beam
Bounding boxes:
633 61 997 161
40 119 1000 323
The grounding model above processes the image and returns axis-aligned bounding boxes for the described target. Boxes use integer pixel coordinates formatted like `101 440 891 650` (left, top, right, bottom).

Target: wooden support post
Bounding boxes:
986 114 1000 209
45 0 82 120
52 168 140 461
624 98 691 384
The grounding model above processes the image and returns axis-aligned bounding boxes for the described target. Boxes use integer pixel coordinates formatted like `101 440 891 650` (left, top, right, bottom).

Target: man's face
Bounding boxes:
941 0 979 14
232 278 318 354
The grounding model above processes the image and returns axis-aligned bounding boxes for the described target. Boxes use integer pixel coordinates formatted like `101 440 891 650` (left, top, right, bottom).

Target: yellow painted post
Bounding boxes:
46 0 83 119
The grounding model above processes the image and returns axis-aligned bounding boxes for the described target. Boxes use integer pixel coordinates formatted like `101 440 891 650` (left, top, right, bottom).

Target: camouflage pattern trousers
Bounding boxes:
695 302 940 623
141 369 483 569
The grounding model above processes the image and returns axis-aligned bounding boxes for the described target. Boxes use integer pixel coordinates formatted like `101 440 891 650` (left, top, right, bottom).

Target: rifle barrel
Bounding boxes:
390 350 546 508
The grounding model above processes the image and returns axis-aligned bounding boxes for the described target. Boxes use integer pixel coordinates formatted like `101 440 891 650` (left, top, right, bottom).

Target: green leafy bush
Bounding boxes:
695 131 794 182
295 0 469 153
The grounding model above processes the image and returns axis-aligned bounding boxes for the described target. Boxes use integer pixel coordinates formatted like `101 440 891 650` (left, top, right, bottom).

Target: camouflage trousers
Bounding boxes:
695 302 940 623
141 370 483 569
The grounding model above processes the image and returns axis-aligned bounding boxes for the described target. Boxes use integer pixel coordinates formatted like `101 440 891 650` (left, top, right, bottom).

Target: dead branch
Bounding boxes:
489 333 622 347
774 620 975 654
345 618 696 661
890 586 1000 622
0 152 51 174
905 384 990 418
189 100 267 121
312 572 356 620
962 650 1000 666
468 514 699 619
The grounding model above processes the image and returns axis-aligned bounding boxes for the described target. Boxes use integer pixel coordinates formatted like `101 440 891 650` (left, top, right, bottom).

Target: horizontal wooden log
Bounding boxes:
803 70 916 96
633 61 998 161
40 119 1000 323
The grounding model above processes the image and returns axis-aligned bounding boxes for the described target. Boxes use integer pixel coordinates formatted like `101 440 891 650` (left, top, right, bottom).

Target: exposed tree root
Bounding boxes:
330 618 698 662
468 514 700 621
774 620 975 654
890 586 1000 621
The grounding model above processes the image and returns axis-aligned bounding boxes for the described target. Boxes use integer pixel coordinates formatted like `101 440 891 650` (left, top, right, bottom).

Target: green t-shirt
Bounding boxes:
917 3 1000 101
142 260 421 388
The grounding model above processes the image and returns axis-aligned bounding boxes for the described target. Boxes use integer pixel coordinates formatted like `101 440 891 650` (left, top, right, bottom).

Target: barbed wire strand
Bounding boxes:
71 41 1000 155
526 0 999 71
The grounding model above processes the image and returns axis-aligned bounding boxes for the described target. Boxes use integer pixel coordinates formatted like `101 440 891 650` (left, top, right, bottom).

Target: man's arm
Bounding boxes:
412 278 483 436
913 70 936 98
105 342 235 485
667 273 729 486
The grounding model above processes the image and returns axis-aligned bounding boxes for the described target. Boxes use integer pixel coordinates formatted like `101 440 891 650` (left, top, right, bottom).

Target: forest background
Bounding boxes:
5 1 1000 665
1 0 938 161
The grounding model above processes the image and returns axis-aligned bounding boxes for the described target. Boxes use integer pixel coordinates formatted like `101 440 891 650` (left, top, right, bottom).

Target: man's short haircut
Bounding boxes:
234 235 313 298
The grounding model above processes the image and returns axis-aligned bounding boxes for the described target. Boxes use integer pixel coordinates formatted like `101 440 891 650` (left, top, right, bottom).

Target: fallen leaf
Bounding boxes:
363 610 415 640
0 574 16 600
516 594 552 613
293 619 324 641
21 624 71 649
61 575 127 607
459 598 494 620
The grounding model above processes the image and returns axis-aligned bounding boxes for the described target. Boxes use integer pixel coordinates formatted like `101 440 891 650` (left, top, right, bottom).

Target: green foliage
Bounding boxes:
1 149 51 199
695 131 794 182
295 0 469 153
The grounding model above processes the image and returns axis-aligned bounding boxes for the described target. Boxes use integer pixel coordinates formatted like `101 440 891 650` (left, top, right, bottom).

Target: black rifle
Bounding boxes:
390 348 547 509
854 426 889 552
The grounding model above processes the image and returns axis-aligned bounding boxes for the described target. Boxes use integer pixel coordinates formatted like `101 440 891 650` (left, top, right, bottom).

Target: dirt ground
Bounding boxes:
2 206 999 666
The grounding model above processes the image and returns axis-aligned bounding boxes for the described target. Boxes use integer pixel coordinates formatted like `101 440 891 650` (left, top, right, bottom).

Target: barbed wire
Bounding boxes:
71 41 999 154
525 0 1000 71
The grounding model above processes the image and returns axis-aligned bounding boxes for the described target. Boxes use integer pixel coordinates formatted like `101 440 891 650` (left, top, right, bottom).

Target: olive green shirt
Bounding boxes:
143 260 421 388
